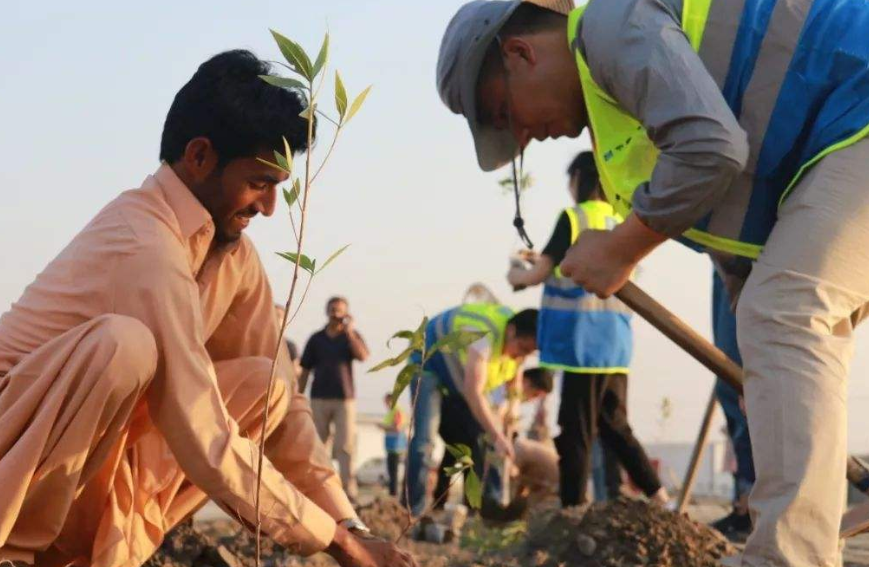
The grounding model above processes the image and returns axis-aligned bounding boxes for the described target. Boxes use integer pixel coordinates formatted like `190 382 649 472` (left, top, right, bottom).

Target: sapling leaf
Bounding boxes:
445 443 473 460
282 137 294 172
425 330 487 361
334 71 348 120
444 465 465 477
388 330 415 348
270 30 313 81
316 244 350 275
259 75 307 91
391 346 415 366
312 33 329 79
368 357 398 373
445 444 464 460
457 443 473 459
257 158 287 174
464 469 483 509
390 363 419 407
283 186 300 209
345 85 372 124
368 345 415 373
273 151 290 173
276 251 316 274
412 316 429 350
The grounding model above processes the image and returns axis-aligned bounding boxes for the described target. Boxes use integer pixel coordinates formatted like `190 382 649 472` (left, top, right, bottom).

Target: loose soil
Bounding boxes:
144 497 735 567
469 498 737 567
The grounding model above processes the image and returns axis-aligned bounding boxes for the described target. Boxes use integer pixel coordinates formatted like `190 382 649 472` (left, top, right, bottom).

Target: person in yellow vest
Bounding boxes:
404 304 538 517
437 1 869 565
508 151 668 507
380 393 408 497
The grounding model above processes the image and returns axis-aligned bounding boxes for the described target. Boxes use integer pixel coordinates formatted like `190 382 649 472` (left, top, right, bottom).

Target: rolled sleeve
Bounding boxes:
579 0 748 236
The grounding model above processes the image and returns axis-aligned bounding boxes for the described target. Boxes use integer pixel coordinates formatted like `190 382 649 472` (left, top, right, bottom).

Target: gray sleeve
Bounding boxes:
578 0 748 236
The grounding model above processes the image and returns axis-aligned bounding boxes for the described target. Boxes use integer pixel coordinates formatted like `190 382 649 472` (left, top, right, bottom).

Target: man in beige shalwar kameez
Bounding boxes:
0 49 416 567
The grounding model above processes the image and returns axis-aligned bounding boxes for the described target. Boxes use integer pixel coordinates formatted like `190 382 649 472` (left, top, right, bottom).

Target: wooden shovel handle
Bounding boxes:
611 283 869 537
615 281 744 394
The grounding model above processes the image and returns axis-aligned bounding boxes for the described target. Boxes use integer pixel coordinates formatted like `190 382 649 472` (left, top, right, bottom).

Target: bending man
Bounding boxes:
405 304 538 517
436 1 869 565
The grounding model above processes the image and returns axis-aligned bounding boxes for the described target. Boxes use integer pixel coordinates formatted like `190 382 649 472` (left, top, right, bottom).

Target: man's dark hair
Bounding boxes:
523 367 554 394
477 5 568 94
327 296 348 309
567 151 601 202
160 49 313 165
508 308 539 339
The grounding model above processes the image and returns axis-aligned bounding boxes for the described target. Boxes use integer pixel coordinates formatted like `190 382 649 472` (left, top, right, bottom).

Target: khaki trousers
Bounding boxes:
737 139 869 567
310 399 357 499
0 314 303 567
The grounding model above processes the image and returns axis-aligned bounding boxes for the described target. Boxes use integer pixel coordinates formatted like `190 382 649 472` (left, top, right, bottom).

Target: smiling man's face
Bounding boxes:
200 148 288 243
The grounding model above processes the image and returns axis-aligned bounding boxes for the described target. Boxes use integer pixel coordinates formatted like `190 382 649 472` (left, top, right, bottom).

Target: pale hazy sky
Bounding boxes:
3 0 869 451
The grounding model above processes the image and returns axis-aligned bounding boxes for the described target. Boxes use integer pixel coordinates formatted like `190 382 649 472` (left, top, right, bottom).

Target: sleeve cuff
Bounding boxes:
270 499 337 557
304 477 359 522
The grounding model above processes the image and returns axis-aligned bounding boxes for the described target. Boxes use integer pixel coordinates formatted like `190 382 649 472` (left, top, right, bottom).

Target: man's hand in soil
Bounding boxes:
326 525 418 567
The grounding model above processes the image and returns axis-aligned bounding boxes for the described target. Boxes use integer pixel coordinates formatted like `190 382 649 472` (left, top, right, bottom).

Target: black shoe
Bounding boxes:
711 509 752 542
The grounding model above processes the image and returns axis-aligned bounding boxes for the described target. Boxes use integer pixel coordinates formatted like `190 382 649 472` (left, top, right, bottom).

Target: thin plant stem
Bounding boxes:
310 126 342 185
315 108 340 128
400 326 427 532
254 78 318 567
288 208 299 244
287 272 315 327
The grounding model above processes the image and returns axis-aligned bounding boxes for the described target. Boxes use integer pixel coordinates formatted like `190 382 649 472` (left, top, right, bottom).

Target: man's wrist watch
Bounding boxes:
339 518 373 538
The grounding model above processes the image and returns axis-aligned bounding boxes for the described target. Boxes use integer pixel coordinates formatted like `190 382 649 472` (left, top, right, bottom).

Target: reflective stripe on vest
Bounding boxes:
539 201 633 373
568 0 869 259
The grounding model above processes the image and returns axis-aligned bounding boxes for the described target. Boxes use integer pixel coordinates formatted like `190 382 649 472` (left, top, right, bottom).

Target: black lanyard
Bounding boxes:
511 151 534 249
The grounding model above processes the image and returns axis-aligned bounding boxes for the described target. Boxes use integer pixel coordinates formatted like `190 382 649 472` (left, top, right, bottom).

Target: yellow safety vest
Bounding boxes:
451 304 518 394
569 0 869 259
566 1 764 257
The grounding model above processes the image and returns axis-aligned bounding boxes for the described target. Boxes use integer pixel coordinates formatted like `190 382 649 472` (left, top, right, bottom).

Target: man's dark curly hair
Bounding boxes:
160 49 314 165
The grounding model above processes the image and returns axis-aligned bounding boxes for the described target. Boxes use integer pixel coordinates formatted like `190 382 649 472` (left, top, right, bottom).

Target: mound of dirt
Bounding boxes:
356 496 412 541
460 498 736 567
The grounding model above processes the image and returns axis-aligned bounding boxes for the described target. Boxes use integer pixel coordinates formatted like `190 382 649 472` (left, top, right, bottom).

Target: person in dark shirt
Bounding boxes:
507 152 667 507
300 296 369 500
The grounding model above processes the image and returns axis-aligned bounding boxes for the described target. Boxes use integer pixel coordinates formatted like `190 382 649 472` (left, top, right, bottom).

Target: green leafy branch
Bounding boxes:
253 29 370 567
368 316 486 539
443 443 483 510
369 317 485 407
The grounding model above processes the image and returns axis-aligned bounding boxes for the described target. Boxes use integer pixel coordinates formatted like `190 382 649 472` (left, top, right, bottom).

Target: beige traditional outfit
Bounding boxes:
0 165 356 567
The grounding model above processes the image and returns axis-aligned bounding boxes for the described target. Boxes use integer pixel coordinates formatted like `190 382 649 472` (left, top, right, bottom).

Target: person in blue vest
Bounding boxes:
508 151 668 507
437 1 869 563
404 304 538 518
